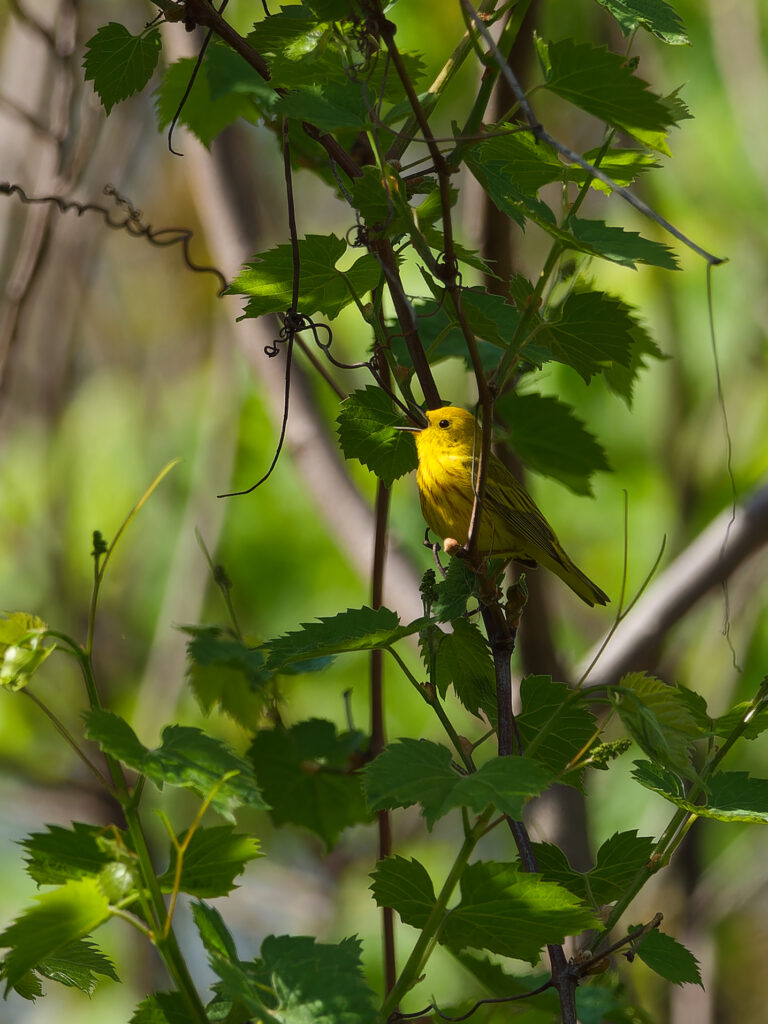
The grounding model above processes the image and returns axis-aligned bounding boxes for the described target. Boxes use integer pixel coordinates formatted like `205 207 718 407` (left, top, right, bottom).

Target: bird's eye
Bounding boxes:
439 419 450 428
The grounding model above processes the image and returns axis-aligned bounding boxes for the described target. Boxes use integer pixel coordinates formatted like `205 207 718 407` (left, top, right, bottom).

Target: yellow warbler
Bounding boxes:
403 406 609 607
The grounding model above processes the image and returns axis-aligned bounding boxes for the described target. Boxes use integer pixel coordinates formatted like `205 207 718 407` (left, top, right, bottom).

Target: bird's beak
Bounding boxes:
394 424 422 432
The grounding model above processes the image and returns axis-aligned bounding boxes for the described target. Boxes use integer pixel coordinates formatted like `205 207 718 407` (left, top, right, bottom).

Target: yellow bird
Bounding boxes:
402 405 609 607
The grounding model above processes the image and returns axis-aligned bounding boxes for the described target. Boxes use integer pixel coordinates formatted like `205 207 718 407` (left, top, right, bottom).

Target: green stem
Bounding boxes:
122 801 210 1024
21 689 112 790
380 807 493 1018
386 647 474 772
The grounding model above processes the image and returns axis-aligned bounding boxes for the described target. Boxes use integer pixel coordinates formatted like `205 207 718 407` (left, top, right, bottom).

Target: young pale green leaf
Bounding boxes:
615 672 701 777
337 387 419 487
248 720 369 850
83 23 161 115
573 147 661 193
0 878 111 991
363 738 459 829
434 618 497 726
36 937 119 995
441 861 599 963
495 392 610 496
254 935 379 1024
0 611 54 690
370 855 436 929
155 58 256 148
593 0 689 45
517 677 597 787
192 901 239 961
21 822 126 886
158 826 261 899
265 605 424 670
228 234 382 320
84 710 267 821
634 927 703 986
130 991 199 1024
182 625 275 727
538 37 676 145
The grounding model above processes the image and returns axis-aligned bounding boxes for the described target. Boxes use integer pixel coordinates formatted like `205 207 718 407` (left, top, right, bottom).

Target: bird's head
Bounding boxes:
399 406 479 458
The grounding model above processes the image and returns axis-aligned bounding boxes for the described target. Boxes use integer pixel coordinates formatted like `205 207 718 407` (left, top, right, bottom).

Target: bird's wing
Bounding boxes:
484 474 565 563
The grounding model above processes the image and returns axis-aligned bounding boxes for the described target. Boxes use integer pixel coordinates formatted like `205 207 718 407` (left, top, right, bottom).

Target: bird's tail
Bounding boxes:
541 551 610 607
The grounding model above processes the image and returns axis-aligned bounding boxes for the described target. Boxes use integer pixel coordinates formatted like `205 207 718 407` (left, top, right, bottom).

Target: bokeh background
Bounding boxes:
1 0 767 1021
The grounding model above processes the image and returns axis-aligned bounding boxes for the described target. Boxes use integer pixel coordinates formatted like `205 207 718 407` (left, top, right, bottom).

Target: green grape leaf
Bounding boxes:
634 927 703 986
21 822 128 886
566 218 679 269
205 41 274 101
449 756 553 819
532 830 655 907
712 699 768 741
588 830 656 903
0 611 54 690
255 935 378 1023
466 149 678 267
0 878 111 991
155 57 256 148
158 826 261 899
535 290 641 383
192 901 239 961
441 861 599 963
83 23 161 114
363 739 549 827
470 131 566 193
434 618 497 726
538 37 676 145
248 720 369 849
495 392 610 495
602 316 667 406
265 606 425 670
84 710 267 821
517 676 597 787
574 147 661 193
615 672 701 777
228 234 382 320
362 738 458 829
632 762 768 823
182 625 275 728
275 81 370 131
593 0 689 45
431 558 478 622
130 991 192 1024
370 855 436 929
451 950 548 1002
36 937 119 994
337 387 419 487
